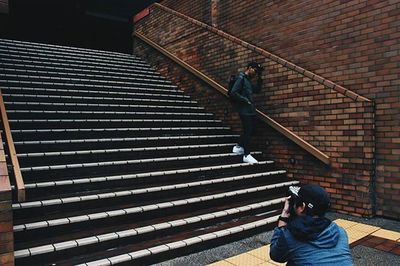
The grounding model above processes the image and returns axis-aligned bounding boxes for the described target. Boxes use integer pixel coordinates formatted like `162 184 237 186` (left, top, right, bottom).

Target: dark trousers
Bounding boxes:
239 114 255 156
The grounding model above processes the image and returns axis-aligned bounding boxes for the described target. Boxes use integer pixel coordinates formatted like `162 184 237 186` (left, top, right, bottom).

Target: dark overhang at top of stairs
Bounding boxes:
3 0 159 52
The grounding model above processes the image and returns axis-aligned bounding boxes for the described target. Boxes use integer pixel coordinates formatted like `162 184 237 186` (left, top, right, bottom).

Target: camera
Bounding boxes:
287 186 301 218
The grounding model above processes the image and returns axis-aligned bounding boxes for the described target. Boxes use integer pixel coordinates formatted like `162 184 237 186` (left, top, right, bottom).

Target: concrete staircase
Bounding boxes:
0 39 298 265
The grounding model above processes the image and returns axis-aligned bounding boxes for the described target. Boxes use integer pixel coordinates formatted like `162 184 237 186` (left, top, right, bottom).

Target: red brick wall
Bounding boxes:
0 132 14 266
152 0 399 219
161 0 211 25
134 1 399 218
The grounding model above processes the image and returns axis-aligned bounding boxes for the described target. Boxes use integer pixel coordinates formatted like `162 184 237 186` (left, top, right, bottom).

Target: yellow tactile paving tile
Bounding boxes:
348 237 360 244
225 253 265 266
334 219 359 229
372 228 400 241
345 227 370 241
247 245 270 261
208 260 234 266
257 262 282 266
209 218 400 266
349 223 380 234
267 260 286 265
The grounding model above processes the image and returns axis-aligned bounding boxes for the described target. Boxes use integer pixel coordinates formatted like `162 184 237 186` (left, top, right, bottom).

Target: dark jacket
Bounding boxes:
270 216 353 266
230 72 262 116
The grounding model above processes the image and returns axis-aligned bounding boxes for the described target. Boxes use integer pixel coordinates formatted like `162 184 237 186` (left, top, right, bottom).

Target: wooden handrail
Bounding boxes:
0 90 25 201
134 31 330 165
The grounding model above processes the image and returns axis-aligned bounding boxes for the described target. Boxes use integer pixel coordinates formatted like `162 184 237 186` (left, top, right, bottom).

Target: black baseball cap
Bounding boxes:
298 184 330 216
247 62 264 73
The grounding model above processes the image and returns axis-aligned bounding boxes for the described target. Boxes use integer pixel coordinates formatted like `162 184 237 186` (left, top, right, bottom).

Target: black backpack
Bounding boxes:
227 74 237 96
227 74 243 99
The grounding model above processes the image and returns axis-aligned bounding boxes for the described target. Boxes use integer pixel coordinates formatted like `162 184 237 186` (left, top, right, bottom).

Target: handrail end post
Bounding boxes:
17 188 26 202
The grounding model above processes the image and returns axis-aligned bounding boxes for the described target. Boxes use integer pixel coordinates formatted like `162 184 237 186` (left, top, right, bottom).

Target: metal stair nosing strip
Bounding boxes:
0 46 147 66
19 151 261 172
11 126 229 135
13 170 286 210
0 39 139 58
0 79 177 90
6 111 212 120
5 102 203 110
13 134 238 146
0 68 171 86
9 119 220 124
1 79 179 91
2 84 181 95
0 41 136 60
0 67 171 84
13 180 299 232
0 44 145 63
0 38 140 59
21 160 269 190
0 62 163 79
14 197 287 259
0 54 154 73
0 50 144 68
2 87 191 99
0 82 176 93
0 57 161 77
2 93 196 104
0 49 149 69
78 214 282 266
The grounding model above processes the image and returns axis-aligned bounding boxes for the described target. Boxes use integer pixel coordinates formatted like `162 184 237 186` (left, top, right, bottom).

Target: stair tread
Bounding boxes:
2 86 191 99
13 125 228 131
1 78 179 89
0 54 153 73
0 47 147 65
0 67 170 83
14 198 285 258
8 110 208 115
0 57 161 77
14 181 298 232
66 214 280 266
17 143 235 157
13 170 286 210
0 53 151 72
0 62 163 79
21 161 271 189
3 93 196 104
19 151 260 172
10 118 219 123
0 38 138 58
13 134 238 146
0 45 144 62
6 101 204 110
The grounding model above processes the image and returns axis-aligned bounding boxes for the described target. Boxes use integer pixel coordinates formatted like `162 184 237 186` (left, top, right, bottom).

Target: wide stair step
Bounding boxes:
0 39 297 265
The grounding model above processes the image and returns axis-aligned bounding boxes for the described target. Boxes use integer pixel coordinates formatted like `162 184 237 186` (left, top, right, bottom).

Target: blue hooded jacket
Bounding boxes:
270 216 353 266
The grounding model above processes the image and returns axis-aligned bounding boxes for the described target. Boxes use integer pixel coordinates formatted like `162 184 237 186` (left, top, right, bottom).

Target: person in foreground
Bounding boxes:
230 62 263 164
270 184 353 266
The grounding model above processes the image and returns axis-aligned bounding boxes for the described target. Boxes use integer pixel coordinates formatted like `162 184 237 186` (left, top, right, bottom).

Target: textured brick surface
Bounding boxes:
134 0 399 219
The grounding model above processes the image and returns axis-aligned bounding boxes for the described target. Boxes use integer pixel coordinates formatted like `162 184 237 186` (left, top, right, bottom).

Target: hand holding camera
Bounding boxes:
278 186 301 227
281 196 291 218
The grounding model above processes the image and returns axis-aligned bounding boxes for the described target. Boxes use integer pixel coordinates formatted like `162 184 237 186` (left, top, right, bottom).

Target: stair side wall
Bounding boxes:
0 132 14 266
